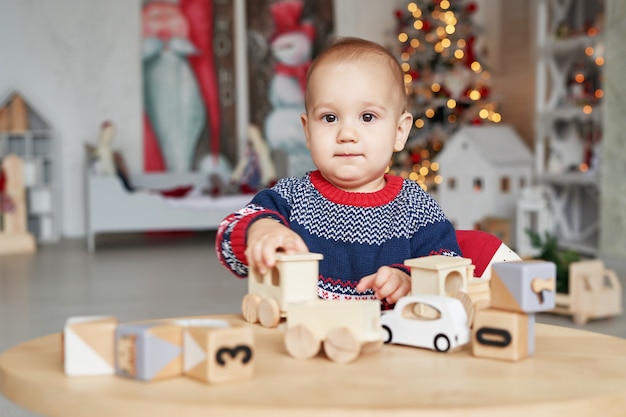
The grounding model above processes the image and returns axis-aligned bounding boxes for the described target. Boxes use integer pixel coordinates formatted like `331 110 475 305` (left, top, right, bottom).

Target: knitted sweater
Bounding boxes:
216 170 461 307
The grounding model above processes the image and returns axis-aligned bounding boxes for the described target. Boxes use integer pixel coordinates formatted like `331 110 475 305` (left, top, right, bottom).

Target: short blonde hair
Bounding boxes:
305 37 407 111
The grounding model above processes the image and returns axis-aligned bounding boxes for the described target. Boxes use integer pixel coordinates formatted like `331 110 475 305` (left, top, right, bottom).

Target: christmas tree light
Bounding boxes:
388 0 501 191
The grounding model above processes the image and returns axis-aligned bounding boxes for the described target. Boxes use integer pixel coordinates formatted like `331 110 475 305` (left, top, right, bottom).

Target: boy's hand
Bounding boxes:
246 218 308 274
356 266 411 305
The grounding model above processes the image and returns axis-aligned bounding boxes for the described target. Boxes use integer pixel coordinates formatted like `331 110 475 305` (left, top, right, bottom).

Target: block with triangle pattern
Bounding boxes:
115 322 183 381
490 261 556 313
175 318 254 384
63 316 118 376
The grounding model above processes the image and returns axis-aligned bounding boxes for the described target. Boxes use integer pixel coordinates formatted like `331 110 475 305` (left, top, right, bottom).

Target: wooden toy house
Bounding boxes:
434 125 533 244
0 91 58 242
404 255 472 297
0 154 36 254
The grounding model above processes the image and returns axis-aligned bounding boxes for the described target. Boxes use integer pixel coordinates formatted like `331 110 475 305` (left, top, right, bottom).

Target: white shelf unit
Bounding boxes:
534 0 604 255
0 94 59 242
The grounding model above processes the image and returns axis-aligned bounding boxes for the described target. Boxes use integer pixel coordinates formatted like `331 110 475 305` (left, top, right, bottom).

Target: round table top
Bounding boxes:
2 314 626 417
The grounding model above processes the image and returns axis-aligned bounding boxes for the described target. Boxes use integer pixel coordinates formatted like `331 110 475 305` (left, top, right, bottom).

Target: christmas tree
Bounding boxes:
389 0 501 191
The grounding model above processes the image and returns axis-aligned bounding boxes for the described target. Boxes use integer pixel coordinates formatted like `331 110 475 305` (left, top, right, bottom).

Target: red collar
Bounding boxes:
309 170 403 207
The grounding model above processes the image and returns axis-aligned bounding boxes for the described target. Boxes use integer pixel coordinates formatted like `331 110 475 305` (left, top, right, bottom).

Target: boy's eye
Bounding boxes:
322 114 337 123
361 113 376 122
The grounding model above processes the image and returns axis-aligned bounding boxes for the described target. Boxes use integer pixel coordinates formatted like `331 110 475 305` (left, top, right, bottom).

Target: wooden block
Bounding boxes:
405 255 471 296
115 322 183 381
175 319 254 384
63 316 118 376
472 309 534 361
491 261 556 313
467 280 491 310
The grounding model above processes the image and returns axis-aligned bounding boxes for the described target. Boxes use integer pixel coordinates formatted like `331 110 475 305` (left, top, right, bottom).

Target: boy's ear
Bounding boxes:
301 112 311 149
394 111 413 152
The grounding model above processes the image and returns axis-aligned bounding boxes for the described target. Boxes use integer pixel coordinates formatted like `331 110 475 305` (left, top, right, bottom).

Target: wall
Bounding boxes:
474 0 536 148
600 0 626 260
0 0 143 238
332 0 401 47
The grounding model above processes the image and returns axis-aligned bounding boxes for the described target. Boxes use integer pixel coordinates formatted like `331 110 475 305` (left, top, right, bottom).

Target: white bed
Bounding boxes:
85 169 252 252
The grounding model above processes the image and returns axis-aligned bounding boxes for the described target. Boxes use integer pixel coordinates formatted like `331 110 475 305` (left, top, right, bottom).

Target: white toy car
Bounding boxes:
380 294 470 352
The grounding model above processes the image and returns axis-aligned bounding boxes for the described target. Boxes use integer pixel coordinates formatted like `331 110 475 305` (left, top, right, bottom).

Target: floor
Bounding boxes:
1 232 625 416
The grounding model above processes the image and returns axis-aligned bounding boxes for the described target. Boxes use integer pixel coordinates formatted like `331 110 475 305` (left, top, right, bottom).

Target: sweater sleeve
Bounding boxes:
215 188 291 278
418 218 462 258
407 184 462 259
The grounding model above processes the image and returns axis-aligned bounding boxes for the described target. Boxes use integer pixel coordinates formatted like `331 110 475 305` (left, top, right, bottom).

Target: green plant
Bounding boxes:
526 229 581 293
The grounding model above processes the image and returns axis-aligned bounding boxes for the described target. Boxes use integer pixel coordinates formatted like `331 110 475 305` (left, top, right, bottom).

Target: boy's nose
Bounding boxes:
337 124 358 143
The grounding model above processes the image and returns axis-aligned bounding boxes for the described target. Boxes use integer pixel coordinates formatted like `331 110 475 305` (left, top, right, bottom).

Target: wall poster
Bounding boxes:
246 0 334 178
141 0 237 174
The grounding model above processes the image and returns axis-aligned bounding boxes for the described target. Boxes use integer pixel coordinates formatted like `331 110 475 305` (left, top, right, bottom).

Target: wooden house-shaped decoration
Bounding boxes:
0 91 57 242
434 125 533 245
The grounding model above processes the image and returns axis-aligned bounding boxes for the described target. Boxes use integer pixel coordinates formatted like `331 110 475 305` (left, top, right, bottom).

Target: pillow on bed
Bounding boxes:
159 185 194 198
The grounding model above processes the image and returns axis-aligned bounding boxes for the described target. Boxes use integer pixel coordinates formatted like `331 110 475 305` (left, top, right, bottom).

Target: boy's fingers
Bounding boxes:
356 274 376 292
373 267 393 288
294 237 309 253
385 278 412 304
282 236 304 254
376 279 397 301
261 245 278 269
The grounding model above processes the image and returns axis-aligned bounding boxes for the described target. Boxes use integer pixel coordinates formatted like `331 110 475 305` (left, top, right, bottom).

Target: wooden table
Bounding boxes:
2 314 626 417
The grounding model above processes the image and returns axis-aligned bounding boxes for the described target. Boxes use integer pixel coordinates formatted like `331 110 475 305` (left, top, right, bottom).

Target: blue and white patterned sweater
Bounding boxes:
215 170 461 309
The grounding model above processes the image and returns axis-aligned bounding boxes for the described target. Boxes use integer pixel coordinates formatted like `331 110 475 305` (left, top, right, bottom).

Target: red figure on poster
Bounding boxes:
142 0 221 172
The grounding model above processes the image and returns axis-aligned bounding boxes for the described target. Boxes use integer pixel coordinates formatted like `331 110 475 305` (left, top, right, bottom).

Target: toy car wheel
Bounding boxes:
324 327 360 363
258 297 281 328
285 324 321 359
434 334 451 352
382 325 393 344
241 294 261 324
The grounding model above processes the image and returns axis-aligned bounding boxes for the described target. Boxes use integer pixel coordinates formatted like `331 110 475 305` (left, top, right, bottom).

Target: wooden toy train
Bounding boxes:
242 253 384 363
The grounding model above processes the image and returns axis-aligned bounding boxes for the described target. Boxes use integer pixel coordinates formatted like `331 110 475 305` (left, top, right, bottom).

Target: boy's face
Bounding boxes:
301 58 412 192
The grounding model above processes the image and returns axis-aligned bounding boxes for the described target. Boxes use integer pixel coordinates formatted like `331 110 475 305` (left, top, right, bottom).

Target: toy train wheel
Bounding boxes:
285 324 321 359
258 298 281 328
241 294 261 324
323 327 360 363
